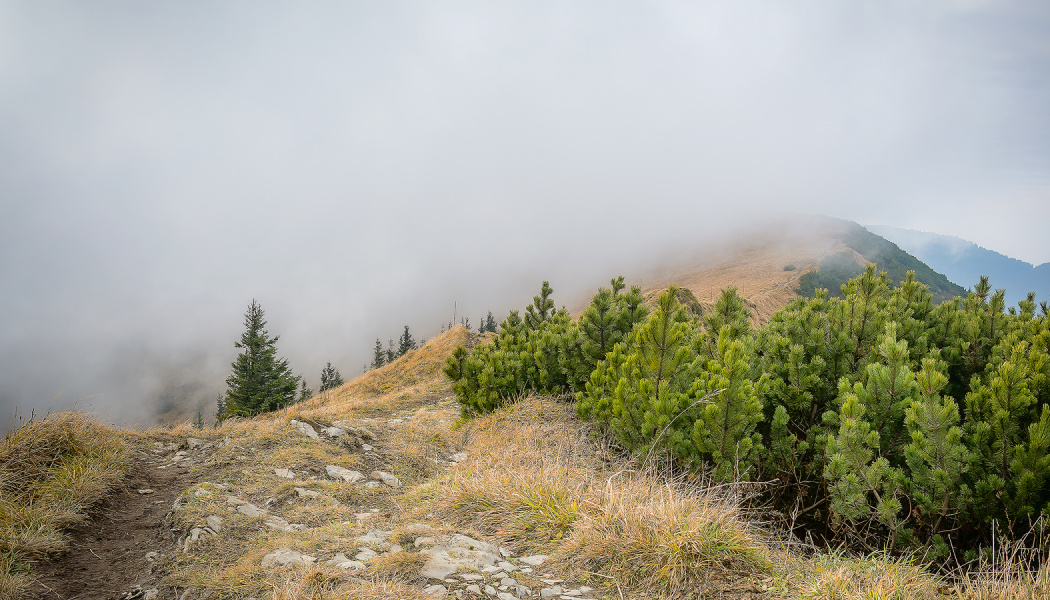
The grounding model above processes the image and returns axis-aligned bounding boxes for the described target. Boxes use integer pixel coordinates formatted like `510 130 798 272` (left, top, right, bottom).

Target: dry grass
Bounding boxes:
429 396 771 598
298 326 472 413
0 412 132 596
157 329 471 599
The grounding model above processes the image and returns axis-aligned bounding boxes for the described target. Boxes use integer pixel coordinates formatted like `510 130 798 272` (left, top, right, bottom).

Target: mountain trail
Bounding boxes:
27 439 211 600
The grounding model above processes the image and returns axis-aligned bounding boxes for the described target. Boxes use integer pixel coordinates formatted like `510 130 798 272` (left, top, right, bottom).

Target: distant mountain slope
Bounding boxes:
636 215 964 326
868 225 1050 307
797 223 965 303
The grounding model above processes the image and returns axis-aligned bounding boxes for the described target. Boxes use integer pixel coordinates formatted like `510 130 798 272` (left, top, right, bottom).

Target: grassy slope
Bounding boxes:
4 325 1047 599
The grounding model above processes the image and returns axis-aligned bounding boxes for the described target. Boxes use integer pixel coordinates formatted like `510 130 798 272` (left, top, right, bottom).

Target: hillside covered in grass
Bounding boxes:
4 271 1049 600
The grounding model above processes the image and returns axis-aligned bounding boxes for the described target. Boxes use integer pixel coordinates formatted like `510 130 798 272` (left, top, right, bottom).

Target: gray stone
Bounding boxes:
371 470 401 488
206 515 223 533
540 587 562 599
465 584 482 595
458 574 484 581
364 481 382 489
355 529 390 547
274 468 295 479
484 586 497 596
261 547 316 567
355 548 378 562
237 503 266 517
186 438 204 448
265 516 303 532
497 593 516 600
407 523 433 533
450 452 468 462
500 578 517 587
514 586 531 598
290 420 319 440
519 555 548 566
326 465 365 483
294 487 321 499
419 534 501 579
324 426 346 437
422 584 448 598
497 561 517 572
326 553 366 571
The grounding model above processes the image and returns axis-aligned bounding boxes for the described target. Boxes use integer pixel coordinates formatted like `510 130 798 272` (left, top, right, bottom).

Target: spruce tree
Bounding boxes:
320 362 344 391
397 325 417 357
371 339 385 369
298 377 313 402
223 300 299 417
386 338 396 364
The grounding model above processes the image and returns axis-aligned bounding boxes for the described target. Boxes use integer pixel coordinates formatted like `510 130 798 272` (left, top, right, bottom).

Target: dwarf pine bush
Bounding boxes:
448 268 1050 556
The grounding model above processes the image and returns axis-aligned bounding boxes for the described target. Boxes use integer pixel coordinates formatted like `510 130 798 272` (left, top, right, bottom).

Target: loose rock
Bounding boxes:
274 468 295 479
326 465 365 483
294 487 321 499
290 419 319 440
371 470 401 488
206 515 223 533
261 547 316 567
419 534 501 579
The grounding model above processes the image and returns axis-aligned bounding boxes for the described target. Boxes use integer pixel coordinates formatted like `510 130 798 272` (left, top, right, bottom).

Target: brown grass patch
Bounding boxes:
430 396 771 598
0 412 132 594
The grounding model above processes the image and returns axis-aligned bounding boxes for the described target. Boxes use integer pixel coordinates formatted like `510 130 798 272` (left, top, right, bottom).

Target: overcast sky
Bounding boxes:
2 1 1048 428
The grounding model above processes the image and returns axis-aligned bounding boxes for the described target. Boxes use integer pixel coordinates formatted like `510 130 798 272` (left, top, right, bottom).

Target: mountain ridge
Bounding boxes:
868 224 1050 306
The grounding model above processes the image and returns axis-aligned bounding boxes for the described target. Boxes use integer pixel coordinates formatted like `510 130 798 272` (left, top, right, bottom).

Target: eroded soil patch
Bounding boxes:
28 454 199 600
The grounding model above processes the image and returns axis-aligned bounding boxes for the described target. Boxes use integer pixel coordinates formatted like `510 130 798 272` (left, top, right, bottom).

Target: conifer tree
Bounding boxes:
691 329 768 481
298 377 312 402
577 286 700 462
525 281 555 329
320 362 344 391
483 312 498 333
568 277 647 389
215 394 226 424
397 325 416 356
371 338 385 369
904 358 972 550
386 338 396 364
223 300 299 417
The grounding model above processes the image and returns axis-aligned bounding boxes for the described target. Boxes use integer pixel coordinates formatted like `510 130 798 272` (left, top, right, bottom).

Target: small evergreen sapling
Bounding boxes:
320 362 344 391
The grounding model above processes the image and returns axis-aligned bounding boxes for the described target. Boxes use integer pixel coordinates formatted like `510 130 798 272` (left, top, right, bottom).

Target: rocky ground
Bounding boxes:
25 365 612 600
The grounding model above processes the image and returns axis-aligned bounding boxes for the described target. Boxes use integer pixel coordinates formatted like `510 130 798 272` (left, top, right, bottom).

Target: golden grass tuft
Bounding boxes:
368 550 427 585
0 412 132 594
430 396 772 598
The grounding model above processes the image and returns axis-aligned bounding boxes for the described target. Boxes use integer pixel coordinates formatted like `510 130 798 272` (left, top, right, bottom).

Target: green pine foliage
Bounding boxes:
446 267 1050 556
319 362 344 391
222 300 299 418
444 282 579 416
578 286 701 462
370 338 385 369
397 325 417 357
691 329 768 480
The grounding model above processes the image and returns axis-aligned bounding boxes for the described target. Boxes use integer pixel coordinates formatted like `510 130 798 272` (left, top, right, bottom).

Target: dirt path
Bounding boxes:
27 450 199 600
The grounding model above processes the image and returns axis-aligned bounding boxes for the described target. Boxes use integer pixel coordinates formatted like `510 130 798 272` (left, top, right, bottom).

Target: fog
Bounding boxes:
2 1 1048 429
